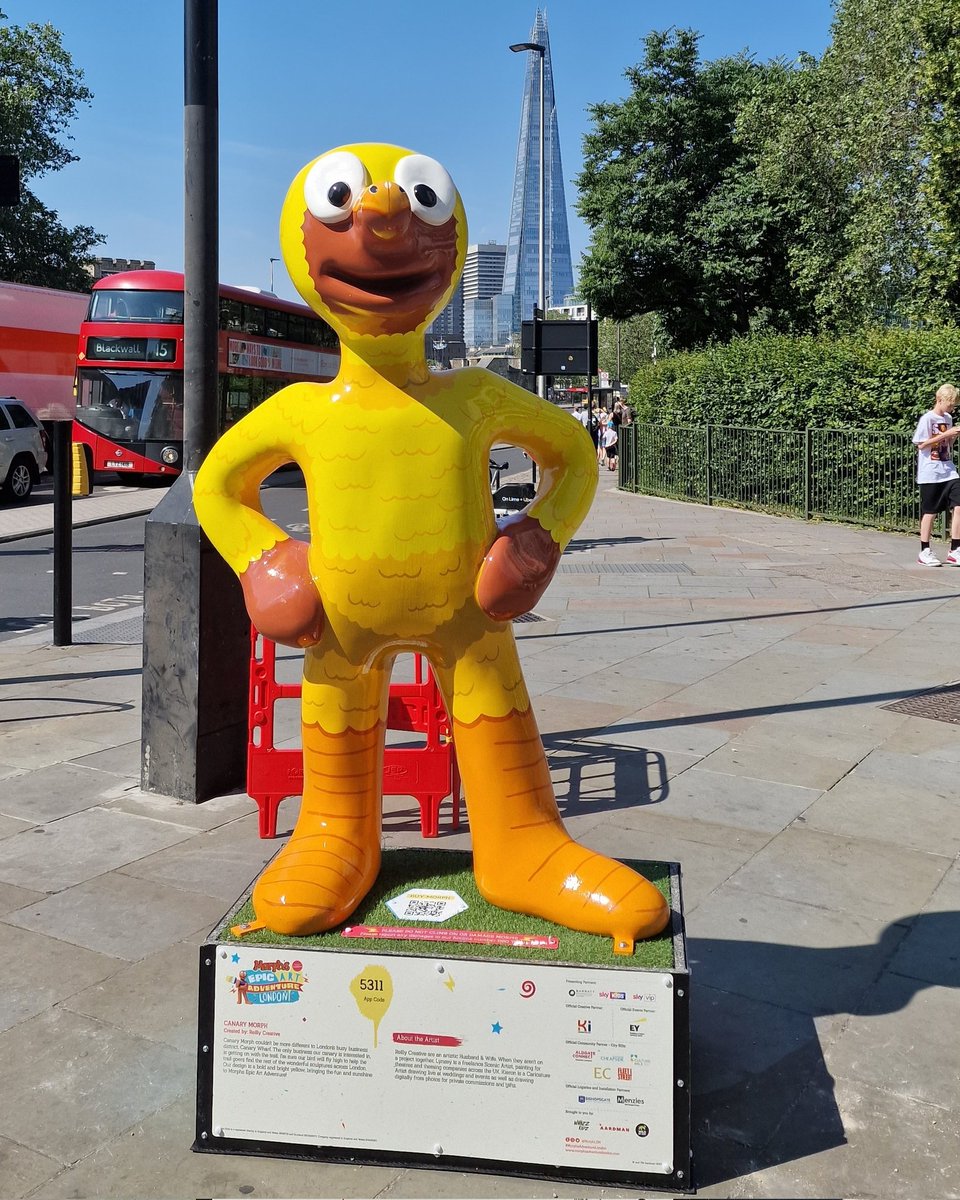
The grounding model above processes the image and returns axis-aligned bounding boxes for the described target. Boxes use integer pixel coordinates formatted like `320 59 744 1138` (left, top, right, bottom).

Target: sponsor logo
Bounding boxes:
598 1054 625 1064
629 1022 647 1036
574 1119 590 1131
578 1093 605 1104
630 1054 651 1066
636 1123 650 1137
617 1095 644 1106
572 1049 595 1061
617 1067 633 1081
577 1019 592 1033
599 1124 631 1133
599 990 626 1000
568 987 592 998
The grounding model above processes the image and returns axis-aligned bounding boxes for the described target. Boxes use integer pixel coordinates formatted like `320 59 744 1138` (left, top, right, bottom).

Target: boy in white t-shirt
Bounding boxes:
913 383 960 566
602 422 618 471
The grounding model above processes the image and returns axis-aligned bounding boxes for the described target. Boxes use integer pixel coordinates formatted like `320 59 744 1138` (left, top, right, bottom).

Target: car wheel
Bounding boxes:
2 457 34 502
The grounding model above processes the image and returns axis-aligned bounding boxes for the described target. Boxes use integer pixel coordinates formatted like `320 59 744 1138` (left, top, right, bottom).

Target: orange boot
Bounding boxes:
252 717 385 936
451 700 670 952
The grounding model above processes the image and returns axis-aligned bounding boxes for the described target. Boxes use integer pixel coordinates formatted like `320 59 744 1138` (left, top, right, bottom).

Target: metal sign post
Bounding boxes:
52 421 73 647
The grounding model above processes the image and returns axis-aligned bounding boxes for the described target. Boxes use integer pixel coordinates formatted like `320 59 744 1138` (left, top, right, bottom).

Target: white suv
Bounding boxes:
0 398 48 503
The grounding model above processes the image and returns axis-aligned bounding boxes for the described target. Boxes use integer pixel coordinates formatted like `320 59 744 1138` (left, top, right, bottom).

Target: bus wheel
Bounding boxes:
2 456 34 502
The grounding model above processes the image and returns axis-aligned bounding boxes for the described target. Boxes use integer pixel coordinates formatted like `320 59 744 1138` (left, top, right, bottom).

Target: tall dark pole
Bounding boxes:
183 0 219 471
141 0 248 803
51 421 72 646
586 302 594 434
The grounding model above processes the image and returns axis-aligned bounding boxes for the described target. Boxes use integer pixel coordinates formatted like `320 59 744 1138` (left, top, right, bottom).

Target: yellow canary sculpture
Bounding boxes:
194 143 669 952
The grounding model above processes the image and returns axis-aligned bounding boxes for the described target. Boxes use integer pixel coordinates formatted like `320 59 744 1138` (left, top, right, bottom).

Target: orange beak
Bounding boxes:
354 181 411 240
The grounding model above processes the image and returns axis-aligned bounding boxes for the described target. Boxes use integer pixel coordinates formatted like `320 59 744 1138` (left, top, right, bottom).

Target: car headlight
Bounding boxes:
160 446 179 465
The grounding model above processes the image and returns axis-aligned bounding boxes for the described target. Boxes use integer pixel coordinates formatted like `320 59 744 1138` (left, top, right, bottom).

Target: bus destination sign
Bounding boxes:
86 336 176 363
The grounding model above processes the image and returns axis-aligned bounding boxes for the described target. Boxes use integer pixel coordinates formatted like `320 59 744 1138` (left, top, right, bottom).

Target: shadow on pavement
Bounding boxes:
542 734 669 814
689 911 959 1187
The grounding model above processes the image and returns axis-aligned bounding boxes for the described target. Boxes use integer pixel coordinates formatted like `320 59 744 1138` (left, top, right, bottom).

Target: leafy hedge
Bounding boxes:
629 327 960 431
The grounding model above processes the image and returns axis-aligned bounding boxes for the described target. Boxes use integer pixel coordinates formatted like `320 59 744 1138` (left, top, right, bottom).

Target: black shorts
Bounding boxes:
919 478 960 514
605 444 617 459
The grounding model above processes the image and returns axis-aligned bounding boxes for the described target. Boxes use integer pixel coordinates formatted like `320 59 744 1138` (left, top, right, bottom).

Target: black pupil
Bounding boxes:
414 183 438 208
328 181 351 208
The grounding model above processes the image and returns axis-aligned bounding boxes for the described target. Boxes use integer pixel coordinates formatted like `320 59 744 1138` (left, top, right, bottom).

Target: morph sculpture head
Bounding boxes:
280 142 467 342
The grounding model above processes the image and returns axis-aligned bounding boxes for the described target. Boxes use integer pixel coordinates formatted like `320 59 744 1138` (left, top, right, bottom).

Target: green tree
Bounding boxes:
913 0 960 321
0 10 102 289
597 313 662 383
576 29 806 350
739 0 955 330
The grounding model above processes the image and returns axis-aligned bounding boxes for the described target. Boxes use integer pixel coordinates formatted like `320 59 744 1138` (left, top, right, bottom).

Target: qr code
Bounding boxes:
404 899 447 919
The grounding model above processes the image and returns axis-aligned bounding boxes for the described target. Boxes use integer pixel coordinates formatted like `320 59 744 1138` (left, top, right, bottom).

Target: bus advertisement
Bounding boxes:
0 280 88 420
74 270 339 478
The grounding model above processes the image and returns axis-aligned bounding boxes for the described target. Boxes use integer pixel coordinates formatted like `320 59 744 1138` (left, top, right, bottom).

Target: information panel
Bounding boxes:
208 948 678 1175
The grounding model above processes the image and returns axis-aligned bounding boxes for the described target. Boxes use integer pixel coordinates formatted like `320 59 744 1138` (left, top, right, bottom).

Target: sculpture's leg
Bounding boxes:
437 629 670 949
252 639 389 936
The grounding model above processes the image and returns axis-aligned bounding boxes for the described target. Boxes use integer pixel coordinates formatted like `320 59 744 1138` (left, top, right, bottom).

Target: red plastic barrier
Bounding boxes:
247 627 461 840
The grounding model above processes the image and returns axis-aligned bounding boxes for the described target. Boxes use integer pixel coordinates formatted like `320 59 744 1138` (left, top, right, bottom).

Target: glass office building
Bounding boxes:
501 9 575 334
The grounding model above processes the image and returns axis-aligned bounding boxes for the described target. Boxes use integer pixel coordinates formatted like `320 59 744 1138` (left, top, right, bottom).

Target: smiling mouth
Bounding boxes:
321 264 440 301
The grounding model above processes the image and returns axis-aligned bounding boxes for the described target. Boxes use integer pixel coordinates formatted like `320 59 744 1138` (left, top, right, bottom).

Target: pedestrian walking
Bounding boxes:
602 420 618 472
913 382 960 566
597 409 609 465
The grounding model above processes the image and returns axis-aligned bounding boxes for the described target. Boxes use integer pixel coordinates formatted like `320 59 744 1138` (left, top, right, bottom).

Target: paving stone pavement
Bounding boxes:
1 477 959 1198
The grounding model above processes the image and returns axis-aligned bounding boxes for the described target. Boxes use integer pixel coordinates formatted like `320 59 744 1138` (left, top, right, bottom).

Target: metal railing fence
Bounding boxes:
619 422 922 533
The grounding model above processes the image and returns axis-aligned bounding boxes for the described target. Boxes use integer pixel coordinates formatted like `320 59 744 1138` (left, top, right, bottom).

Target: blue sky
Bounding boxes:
6 1 835 303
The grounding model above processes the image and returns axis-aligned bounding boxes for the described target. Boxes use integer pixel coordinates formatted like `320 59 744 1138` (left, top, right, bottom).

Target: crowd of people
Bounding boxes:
572 397 630 471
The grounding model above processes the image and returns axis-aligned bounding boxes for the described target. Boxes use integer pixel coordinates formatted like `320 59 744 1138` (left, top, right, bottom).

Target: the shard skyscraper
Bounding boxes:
501 9 575 333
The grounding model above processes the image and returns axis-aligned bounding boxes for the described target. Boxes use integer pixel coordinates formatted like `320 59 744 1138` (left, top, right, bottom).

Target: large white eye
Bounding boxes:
303 151 368 224
394 154 457 226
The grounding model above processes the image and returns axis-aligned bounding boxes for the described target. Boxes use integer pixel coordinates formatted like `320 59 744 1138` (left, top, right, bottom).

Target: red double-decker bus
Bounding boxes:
74 270 339 478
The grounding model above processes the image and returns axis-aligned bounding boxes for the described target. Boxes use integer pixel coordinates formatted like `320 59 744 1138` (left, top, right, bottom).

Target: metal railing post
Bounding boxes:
804 427 812 521
631 422 638 491
705 423 713 505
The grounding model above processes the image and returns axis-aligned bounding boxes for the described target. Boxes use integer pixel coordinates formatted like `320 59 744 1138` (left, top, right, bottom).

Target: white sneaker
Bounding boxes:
947 550 960 566
918 547 942 566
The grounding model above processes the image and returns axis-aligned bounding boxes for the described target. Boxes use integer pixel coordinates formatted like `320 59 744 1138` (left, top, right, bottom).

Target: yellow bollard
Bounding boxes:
71 442 91 497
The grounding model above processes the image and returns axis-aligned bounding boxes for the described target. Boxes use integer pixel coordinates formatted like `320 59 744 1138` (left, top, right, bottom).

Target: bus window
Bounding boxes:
145 376 183 439
242 304 265 335
266 311 289 340
77 368 182 441
219 298 242 330
288 314 306 344
90 290 183 324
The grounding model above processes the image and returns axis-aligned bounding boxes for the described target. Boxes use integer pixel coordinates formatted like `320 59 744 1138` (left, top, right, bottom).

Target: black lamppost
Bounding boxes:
509 39 546 403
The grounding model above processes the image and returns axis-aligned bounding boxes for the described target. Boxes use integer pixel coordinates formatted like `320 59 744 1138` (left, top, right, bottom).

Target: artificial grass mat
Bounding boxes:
220 848 675 970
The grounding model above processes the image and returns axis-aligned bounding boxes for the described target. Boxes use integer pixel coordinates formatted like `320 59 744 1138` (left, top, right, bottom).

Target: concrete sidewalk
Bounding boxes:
0 479 164 543
1 478 959 1199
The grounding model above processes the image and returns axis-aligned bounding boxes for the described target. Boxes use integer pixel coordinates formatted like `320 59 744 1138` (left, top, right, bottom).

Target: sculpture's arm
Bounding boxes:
192 390 324 647
476 377 597 621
